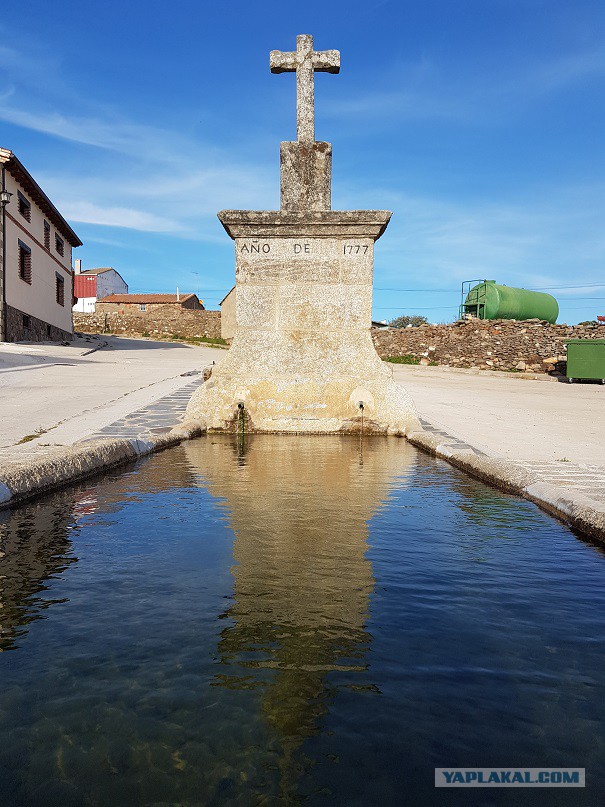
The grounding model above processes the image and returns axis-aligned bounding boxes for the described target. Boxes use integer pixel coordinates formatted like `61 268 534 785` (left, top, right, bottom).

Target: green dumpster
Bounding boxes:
565 339 605 383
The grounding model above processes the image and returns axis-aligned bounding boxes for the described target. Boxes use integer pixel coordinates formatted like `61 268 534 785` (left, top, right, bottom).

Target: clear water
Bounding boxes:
0 436 604 807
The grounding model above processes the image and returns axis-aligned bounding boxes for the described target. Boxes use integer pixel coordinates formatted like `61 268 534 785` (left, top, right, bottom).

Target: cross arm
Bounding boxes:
270 50 297 73
312 50 340 73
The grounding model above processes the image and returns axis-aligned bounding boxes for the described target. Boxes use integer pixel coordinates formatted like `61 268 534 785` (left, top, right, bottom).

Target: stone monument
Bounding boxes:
186 34 418 434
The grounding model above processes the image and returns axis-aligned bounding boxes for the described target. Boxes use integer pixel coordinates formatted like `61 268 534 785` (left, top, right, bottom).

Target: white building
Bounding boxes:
0 148 82 342
73 263 128 313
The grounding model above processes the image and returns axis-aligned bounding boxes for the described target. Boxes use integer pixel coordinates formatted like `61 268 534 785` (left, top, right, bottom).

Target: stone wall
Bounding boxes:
73 310 603 371
96 299 202 314
371 319 604 372
74 309 221 341
6 304 72 343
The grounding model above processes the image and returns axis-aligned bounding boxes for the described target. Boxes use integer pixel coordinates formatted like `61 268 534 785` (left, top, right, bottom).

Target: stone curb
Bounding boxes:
4 413 603 544
0 421 205 512
406 428 605 544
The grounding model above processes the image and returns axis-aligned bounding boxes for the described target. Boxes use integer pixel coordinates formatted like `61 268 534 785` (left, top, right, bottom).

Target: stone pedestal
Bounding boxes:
186 34 418 434
186 211 418 434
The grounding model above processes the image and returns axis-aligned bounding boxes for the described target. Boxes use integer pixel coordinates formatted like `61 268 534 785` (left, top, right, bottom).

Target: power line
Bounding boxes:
375 304 605 311
530 283 605 291
133 282 605 294
374 284 605 293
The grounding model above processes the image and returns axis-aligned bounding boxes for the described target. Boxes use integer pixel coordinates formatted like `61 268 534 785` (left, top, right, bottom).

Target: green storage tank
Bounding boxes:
565 339 605 383
463 280 559 323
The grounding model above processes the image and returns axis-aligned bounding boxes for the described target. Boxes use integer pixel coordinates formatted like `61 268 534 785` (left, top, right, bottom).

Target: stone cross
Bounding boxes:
270 34 340 143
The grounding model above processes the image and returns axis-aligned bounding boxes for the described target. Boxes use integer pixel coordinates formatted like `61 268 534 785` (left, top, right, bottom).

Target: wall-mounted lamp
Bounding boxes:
0 189 12 207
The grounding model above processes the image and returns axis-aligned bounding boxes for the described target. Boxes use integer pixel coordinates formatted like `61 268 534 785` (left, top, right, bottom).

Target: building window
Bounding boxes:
22 314 31 330
56 274 65 306
17 191 31 223
18 240 32 284
44 220 51 250
55 234 64 257
139 304 147 311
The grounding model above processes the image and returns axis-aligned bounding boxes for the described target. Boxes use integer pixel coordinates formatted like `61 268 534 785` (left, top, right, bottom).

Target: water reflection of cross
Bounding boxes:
270 34 340 144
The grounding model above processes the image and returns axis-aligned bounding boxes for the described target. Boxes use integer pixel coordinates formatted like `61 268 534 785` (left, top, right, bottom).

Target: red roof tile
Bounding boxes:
99 294 198 304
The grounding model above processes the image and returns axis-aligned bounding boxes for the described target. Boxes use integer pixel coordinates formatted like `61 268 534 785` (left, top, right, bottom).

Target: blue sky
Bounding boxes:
1 0 603 323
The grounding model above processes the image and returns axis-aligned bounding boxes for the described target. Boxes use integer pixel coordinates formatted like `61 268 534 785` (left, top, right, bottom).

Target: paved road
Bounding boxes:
392 364 605 468
0 335 219 454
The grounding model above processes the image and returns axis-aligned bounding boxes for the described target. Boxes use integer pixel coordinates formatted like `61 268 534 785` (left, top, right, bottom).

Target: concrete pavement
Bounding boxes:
391 363 604 467
0 335 219 458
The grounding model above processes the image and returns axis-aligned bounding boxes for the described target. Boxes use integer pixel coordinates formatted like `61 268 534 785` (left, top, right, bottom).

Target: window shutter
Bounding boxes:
17 191 31 223
56 275 65 306
18 241 32 284
23 251 32 283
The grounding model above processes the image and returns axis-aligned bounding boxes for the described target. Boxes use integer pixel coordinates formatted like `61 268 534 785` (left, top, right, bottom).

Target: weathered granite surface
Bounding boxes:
186 35 418 434
270 34 340 144
187 212 417 433
280 142 331 211
218 210 392 238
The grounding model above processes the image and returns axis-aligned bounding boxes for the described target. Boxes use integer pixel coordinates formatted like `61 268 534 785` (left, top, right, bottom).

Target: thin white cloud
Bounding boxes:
81 234 136 249
0 38 277 237
0 103 198 163
324 46 605 126
59 201 183 233
528 48 605 93
550 286 605 296
349 183 605 291
0 44 227 167
36 159 277 238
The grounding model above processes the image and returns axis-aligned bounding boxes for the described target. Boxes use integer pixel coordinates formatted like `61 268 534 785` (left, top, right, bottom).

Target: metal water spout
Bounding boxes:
358 401 365 464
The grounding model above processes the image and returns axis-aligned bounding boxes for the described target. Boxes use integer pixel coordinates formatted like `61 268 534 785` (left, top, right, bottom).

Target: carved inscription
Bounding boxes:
241 240 271 254
240 240 314 256
237 238 372 260
343 244 369 255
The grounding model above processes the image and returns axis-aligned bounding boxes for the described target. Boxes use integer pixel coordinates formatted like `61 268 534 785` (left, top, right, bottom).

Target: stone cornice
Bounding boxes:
217 210 392 240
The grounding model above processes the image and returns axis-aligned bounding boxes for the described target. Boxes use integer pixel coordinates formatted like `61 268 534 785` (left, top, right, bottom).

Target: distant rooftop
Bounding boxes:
219 286 236 306
100 293 199 305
